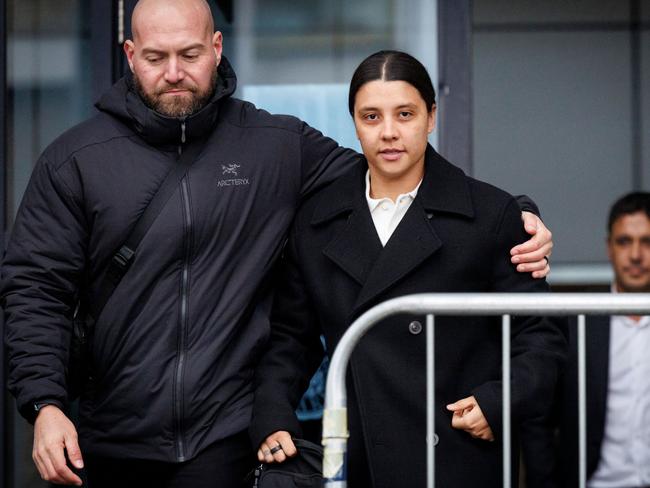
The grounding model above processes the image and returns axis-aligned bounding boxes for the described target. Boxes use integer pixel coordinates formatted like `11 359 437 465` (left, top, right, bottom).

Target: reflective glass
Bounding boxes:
6 1 92 486
229 0 438 150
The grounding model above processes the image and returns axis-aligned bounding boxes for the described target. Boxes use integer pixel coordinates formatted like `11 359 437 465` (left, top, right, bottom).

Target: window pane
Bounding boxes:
5 1 92 487
472 0 647 269
231 0 437 148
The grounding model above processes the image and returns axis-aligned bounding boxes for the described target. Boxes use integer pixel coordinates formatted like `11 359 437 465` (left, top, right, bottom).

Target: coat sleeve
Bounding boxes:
249 225 325 449
471 197 567 440
2 156 87 422
299 122 361 198
514 194 540 216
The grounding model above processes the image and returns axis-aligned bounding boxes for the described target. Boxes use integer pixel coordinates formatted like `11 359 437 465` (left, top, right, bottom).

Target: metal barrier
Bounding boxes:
321 293 650 488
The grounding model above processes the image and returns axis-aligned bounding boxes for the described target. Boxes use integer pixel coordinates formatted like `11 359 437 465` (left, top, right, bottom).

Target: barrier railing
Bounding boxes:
321 293 650 488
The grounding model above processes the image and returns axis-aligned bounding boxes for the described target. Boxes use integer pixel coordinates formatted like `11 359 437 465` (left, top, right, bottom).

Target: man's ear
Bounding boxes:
213 31 223 65
124 40 136 72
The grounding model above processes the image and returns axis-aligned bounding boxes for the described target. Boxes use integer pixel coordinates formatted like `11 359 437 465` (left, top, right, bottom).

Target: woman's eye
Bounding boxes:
365 114 378 121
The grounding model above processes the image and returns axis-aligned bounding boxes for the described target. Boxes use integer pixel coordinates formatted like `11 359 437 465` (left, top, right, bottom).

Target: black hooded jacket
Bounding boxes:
2 57 358 462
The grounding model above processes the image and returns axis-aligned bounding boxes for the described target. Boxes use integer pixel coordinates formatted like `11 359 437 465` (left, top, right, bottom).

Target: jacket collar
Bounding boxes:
95 56 238 146
314 145 476 314
311 144 474 225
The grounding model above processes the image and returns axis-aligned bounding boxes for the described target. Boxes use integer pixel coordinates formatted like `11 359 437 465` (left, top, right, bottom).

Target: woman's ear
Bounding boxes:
428 104 437 133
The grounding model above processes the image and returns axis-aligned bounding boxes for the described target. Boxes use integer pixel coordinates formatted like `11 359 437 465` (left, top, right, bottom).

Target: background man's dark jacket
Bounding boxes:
250 147 568 488
555 315 611 487
2 57 358 462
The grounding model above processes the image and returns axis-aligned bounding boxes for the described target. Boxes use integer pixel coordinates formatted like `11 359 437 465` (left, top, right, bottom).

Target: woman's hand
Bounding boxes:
510 211 553 278
446 396 495 442
258 431 297 463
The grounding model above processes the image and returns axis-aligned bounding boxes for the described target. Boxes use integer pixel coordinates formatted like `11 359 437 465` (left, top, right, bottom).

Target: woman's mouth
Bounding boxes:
379 148 404 161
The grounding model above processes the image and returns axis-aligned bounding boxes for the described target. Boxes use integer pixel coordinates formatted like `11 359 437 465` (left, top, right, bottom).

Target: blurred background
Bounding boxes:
0 0 648 486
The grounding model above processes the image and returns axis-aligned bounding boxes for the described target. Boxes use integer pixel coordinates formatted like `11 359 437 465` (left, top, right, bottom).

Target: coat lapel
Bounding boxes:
313 146 475 314
352 146 475 314
314 163 383 286
351 198 442 313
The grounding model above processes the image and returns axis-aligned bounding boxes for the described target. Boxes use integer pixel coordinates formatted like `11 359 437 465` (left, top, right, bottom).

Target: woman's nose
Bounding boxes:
380 119 398 140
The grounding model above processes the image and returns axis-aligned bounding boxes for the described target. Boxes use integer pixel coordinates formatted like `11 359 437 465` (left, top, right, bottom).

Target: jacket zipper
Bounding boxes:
174 120 190 461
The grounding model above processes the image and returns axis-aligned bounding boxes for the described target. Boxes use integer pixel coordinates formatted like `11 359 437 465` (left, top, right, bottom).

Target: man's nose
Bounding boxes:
630 242 642 261
164 58 185 84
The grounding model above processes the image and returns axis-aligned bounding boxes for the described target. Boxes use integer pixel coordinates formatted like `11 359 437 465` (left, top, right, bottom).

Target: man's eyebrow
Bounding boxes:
179 44 207 53
141 47 166 56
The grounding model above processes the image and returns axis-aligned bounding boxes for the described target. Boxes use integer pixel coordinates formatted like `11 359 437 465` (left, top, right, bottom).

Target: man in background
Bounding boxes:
556 192 650 487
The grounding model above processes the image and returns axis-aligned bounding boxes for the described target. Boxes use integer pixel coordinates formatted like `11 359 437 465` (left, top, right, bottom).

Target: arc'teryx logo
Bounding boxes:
221 163 240 176
218 162 250 187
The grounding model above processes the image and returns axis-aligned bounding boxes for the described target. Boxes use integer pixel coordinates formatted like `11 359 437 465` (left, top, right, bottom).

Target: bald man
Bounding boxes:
2 1 553 486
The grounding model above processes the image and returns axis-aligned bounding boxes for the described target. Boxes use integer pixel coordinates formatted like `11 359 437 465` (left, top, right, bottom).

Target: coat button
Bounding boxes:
408 321 422 335
433 433 439 446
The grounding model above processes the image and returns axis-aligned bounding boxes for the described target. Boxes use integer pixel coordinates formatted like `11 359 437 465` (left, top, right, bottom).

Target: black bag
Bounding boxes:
66 138 206 399
251 439 323 488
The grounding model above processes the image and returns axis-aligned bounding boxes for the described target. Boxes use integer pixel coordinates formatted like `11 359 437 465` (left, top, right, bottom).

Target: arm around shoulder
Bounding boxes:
299 122 361 197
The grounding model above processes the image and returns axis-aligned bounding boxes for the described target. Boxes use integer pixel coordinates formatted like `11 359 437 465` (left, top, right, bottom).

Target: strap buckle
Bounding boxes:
112 246 135 273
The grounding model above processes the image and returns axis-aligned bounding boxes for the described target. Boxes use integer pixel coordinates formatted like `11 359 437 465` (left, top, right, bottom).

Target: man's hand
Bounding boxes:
257 431 297 464
446 395 494 442
510 211 553 279
33 405 84 486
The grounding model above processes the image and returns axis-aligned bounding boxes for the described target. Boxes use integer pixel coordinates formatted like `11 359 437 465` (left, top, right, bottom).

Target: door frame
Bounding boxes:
1 2 121 485
437 0 472 174
1 0 7 481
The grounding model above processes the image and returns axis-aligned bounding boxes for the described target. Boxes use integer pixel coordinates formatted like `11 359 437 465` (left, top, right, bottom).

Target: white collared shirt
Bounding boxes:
365 171 422 246
588 287 650 487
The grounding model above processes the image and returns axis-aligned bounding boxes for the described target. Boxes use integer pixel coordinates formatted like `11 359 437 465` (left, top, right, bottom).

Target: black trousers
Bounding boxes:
83 431 255 488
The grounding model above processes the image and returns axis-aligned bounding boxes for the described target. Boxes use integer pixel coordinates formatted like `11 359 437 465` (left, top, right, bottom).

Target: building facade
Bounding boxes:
1 1 648 486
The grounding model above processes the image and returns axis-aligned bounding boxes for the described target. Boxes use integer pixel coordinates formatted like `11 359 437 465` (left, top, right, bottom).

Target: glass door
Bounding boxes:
3 1 118 486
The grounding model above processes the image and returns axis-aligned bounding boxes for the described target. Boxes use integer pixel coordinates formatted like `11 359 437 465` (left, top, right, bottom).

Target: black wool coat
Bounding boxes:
250 147 567 488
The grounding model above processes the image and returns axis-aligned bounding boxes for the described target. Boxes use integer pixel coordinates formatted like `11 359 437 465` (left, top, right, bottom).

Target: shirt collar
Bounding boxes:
365 170 422 212
611 283 650 328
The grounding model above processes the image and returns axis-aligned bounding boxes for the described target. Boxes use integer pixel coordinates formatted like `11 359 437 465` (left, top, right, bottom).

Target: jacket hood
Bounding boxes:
95 56 238 145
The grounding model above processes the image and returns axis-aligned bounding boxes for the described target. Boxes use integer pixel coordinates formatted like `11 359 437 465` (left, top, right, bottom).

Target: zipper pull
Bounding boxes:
178 120 187 155
253 465 262 487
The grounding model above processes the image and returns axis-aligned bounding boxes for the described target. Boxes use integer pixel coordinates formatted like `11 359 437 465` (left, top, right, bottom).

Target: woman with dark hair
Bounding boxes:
249 51 566 487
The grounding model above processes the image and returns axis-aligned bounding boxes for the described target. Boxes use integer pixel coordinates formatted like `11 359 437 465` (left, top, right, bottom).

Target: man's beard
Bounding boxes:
133 64 219 118
616 274 650 293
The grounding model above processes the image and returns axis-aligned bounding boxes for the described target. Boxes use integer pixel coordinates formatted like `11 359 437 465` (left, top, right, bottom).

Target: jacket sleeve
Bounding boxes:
299 122 361 198
471 197 567 440
2 156 87 422
514 194 540 216
249 226 325 449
